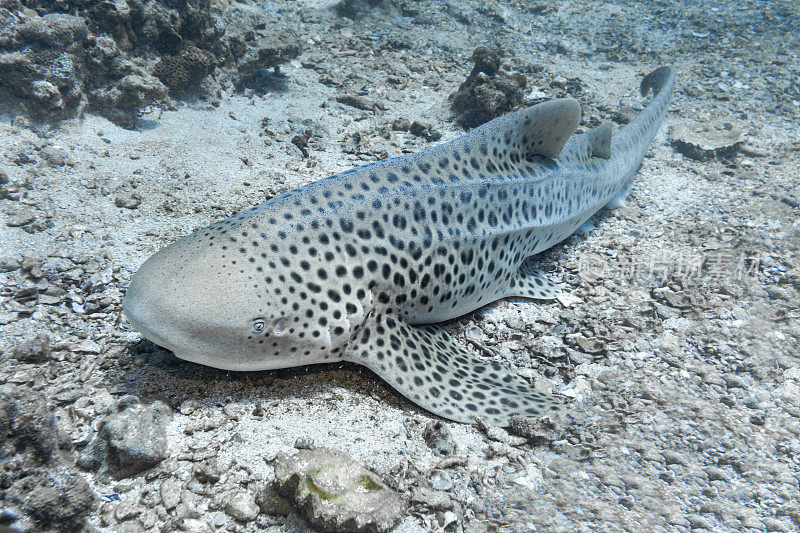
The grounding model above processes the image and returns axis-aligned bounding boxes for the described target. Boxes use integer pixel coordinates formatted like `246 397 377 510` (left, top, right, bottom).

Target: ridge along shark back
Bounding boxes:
123 67 675 426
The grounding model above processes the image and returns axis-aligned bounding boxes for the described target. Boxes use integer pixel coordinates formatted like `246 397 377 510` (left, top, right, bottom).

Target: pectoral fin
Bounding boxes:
503 258 560 300
344 312 562 426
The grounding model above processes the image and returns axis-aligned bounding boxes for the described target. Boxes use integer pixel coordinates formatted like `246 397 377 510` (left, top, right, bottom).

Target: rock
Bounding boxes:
93 74 168 129
0 255 21 271
334 0 387 19
114 501 142 522
336 94 385 111
17 14 88 48
450 47 526 129
161 479 183 510
575 336 605 354
153 45 215 92
78 395 171 478
430 470 454 492
391 117 411 131
0 386 59 464
40 145 73 167
6 469 96 530
224 491 260 522
11 333 51 363
669 125 744 161
235 30 301 85
253 483 292 516
114 193 143 209
508 414 561 444
274 447 404 532
423 421 458 456
409 488 453 511
409 121 442 141
5 209 36 227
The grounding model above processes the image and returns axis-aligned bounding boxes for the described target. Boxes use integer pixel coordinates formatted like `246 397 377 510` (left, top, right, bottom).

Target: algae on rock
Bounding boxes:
273 447 404 533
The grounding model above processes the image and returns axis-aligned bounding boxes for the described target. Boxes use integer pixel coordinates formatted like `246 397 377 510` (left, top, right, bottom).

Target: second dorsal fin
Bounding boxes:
586 122 613 159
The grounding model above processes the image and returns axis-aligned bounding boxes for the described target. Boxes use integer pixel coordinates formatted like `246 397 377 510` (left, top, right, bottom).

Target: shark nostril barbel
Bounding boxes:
123 67 675 426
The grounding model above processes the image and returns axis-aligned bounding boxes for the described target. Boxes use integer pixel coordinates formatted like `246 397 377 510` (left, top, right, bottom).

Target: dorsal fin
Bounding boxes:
586 122 612 159
472 98 582 159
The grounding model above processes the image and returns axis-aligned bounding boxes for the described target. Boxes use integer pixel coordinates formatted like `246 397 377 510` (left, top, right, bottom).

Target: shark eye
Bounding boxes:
251 320 267 334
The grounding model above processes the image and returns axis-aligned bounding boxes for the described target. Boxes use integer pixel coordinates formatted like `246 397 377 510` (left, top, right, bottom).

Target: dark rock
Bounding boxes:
274 447 404 532
334 0 387 19
409 487 453 511
336 94 384 111
17 14 88 48
0 2 297 127
391 117 411 131
235 30 301 85
114 192 143 209
253 483 292 516
409 121 442 141
153 45 215 92
669 125 744 161
6 469 96 530
0 385 59 464
291 130 313 158
450 47 526 129
508 414 562 444
11 333 51 363
423 421 457 456
92 73 168 129
78 395 171 479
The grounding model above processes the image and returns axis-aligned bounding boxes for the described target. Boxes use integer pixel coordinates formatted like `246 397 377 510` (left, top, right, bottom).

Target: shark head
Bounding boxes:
122 213 366 371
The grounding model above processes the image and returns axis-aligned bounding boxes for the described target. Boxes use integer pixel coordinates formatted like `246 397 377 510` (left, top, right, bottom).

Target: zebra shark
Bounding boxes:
123 67 674 426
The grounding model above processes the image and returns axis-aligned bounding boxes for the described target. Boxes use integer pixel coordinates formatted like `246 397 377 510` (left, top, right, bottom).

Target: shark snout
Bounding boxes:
123 248 189 352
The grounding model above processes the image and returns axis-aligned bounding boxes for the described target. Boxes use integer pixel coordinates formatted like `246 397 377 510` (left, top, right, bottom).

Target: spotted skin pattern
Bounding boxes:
123 67 675 426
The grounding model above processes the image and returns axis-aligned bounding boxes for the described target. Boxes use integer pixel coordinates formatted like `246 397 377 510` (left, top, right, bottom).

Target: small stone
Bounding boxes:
253 483 291 516
225 492 260 523
161 479 182 510
336 94 384 111
409 121 442 141
423 421 457 456
114 501 142 522
0 256 21 272
764 285 791 301
430 470 454 492
78 396 171 478
391 118 411 131
40 145 73 167
114 194 142 209
508 414 560 443
294 437 315 449
6 210 36 227
662 450 687 466
274 447 403 532
704 466 729 482
11 333 51 363
409 487 452 511
576 336 605 354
